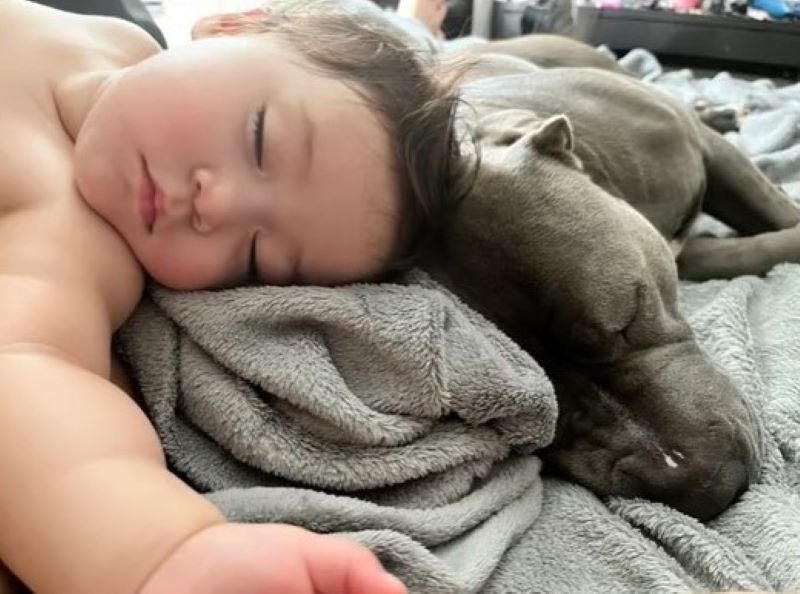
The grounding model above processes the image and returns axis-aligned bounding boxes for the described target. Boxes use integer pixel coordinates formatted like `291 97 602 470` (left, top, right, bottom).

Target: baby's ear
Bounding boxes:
191 8 270 40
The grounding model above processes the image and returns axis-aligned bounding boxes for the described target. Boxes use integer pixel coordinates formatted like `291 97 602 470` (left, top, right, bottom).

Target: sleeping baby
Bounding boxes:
0 0 461 592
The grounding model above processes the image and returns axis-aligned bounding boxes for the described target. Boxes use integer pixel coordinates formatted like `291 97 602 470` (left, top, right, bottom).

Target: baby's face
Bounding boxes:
74 34 401 290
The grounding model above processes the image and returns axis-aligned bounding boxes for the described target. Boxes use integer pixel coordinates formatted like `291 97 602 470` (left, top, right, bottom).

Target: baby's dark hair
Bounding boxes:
253 0 473 273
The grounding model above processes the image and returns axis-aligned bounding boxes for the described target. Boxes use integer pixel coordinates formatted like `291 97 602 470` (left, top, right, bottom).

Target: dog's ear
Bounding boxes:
477 111 581 168
524 115 574 156
523 115 582 169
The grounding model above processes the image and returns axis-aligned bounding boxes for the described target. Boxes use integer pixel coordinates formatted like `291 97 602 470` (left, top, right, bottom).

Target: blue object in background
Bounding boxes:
751 0 800 18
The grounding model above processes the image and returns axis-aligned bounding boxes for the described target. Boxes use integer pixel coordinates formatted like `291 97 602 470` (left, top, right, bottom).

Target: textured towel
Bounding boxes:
116 271 557 593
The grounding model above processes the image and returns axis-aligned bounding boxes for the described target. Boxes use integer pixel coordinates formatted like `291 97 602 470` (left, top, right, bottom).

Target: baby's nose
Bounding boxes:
192 168 237 233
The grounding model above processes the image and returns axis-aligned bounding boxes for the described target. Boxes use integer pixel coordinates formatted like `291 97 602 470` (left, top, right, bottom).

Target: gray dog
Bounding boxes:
432 38 800 520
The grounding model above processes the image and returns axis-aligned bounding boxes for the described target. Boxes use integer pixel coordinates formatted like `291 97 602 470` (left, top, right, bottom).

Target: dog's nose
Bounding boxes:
615 455 750 521
672 460 749 520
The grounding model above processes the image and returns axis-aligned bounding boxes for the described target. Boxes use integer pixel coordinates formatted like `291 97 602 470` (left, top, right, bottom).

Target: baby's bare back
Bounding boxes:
0 3 226 592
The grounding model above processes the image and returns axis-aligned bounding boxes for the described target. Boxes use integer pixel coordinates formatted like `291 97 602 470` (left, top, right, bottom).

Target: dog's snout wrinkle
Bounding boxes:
610 446 751 520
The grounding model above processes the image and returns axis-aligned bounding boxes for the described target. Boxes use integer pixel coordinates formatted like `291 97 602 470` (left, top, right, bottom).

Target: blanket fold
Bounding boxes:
117 271 556 592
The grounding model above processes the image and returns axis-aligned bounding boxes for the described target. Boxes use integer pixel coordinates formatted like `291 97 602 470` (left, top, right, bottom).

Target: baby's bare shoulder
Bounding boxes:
0 0 35 22
0 209 144 375
1 211 143 366
0 1 149 376
0 140 144 377
0 0 76 43
1 0 158 67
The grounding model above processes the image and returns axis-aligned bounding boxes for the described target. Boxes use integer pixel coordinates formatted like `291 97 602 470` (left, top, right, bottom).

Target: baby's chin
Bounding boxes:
142 270 184 290
140 261 213 291
137 258 172 288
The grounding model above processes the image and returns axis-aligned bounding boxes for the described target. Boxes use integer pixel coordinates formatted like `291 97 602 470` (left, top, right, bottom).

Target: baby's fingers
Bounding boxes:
306 536 406 594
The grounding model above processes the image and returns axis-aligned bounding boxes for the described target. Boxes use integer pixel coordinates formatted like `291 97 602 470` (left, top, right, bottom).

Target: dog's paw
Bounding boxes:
694 102 745 133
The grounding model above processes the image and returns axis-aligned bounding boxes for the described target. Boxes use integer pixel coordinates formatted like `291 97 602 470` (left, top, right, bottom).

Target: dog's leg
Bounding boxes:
694 104 741 134
677 127 800 280
678 229 800 279
700 127 800 234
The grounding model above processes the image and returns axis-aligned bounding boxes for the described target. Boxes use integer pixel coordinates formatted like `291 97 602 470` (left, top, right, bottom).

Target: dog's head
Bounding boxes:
442 108 763 520
440 109 594 329
541 341 762 521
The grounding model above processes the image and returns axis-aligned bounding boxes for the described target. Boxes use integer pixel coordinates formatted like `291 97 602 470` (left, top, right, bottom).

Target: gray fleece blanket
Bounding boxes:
117 52 800 593
116 270 557 593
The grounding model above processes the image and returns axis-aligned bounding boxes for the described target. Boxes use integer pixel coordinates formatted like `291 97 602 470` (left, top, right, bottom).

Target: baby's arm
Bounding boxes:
0 275 225 593
0 275 406 594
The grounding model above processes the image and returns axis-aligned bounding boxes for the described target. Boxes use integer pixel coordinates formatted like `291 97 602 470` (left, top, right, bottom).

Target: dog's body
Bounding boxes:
461 34 628 73
432 42 800 519
459 34 742 132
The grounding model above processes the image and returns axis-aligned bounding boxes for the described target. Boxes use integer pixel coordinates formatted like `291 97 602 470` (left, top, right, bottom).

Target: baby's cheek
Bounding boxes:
142 239 229 291
127 78 221 156
148 106 208 154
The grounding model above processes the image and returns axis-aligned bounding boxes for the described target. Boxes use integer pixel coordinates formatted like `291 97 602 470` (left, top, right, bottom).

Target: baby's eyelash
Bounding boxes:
252 104 266 167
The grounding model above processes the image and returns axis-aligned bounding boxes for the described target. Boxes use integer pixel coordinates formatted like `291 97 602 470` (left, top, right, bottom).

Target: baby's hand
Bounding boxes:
140 523 407 594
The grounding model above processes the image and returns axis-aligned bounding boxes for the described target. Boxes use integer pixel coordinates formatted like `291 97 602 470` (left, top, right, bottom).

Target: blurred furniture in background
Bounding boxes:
484 0 574 36
574 6 800 77
473 0 800 78
444 0 475 36
30 0 800 77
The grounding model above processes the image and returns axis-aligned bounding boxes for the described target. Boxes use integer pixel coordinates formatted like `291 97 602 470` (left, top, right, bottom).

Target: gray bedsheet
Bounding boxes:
117 50 800 593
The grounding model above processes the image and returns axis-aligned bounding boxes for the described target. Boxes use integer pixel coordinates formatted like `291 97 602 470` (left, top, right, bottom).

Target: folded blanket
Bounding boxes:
116 270 557 593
